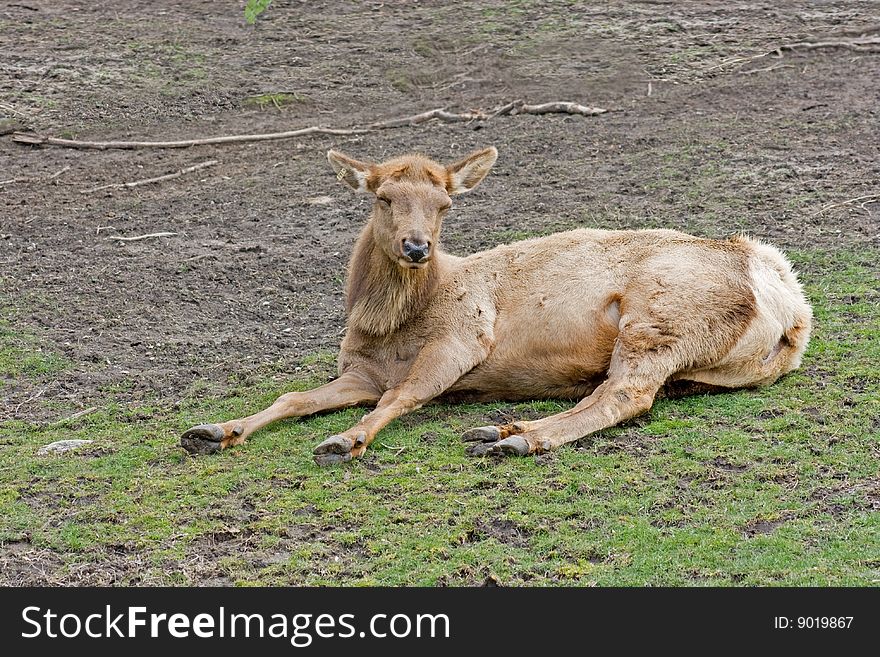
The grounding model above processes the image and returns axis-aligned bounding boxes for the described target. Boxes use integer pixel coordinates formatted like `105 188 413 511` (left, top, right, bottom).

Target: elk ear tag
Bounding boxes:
446 147 498 195
328 150 372 193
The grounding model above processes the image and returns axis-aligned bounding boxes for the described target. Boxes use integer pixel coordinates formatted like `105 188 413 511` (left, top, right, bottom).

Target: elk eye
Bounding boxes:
377 196 391 206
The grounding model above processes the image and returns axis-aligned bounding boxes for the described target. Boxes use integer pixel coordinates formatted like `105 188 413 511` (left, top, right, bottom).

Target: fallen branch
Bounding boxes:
520 101 607 116
709 34 880 73
823 23 880 39
487 100 523 119
741 64 795 75
12 100 608 151
82 159 218 193
107 232 177 242
13 384 50 416
772 37 880 54
0 102 29 118
370 101 607 127
14 127 367 150
50 406 98 425
47 165 70 180
369 107 487 129
490 99 608 119
811 193 880 217
0 164 70 186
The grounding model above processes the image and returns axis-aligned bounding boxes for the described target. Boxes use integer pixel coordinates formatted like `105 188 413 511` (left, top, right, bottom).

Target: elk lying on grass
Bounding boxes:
181 147 812 465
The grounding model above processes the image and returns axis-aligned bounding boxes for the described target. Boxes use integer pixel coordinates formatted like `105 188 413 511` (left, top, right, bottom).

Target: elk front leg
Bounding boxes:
311 387 423 466
180 371 381 455
464 377 662 457
313 339 488 466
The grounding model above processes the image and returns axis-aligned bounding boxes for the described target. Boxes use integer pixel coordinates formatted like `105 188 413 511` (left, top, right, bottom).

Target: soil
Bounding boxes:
2 0 879 421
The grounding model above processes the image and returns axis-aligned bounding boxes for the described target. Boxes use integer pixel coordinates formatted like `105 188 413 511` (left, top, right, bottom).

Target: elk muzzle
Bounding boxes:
402 238 431 264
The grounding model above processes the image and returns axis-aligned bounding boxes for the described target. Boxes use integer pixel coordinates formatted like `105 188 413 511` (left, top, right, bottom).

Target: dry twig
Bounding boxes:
812 193 880 217
0 102 29 118
380 443 407 457
741 64 795 75
13 385 50 416
50 406 98 425
773 37 880 54
0 164 70 186
82 160 218 193
107 232 177 243
12 100 607 152
47 165 70 180
709 34 880 74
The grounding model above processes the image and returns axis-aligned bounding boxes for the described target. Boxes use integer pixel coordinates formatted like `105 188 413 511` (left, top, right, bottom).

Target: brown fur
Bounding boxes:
345 226 443 335
183 148 813 464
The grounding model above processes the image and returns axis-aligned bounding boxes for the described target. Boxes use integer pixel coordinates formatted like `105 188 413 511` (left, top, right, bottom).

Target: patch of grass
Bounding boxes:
300 351 337 368
384 69 417 94
0 249 877 586
115 39 211 88
243 93 307 110
384 65 455 94
244 0 274 25
0 319 67 386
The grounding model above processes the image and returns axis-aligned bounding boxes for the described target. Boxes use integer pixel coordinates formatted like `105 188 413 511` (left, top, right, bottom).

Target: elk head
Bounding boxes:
327 147 498 270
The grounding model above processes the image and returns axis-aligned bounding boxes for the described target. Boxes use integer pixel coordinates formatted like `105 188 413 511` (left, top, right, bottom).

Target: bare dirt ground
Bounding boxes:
3 1 878 420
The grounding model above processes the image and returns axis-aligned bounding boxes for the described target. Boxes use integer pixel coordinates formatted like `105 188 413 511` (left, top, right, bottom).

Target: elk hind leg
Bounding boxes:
464 339 679 457
465 375 663 456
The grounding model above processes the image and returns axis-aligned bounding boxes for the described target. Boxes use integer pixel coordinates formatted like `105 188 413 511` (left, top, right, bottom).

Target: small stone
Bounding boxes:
37 439 93 456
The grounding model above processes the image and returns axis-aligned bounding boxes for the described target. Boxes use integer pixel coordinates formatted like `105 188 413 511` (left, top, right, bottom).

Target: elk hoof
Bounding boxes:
465 441 498 457
492 435 531 457
180 424 224 455
461 425 501 443
313 434 353 455
314 451 353 467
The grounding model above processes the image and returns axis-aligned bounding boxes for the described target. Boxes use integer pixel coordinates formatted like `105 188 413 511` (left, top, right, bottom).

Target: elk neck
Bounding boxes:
345 219 442 337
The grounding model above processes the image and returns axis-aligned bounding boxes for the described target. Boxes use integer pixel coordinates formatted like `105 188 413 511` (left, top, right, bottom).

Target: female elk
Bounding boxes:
182 147 812 465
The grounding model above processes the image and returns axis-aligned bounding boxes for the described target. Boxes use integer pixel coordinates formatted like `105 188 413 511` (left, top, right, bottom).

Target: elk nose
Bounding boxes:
402 238 431 263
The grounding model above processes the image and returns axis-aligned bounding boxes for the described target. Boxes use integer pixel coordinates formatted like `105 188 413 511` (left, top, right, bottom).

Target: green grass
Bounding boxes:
243 93 306 110
1 249 878 586
0 319 68 386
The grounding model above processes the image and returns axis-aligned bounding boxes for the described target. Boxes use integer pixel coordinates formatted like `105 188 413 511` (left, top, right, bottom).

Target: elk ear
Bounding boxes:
446 147 498 195
327 150 373 193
